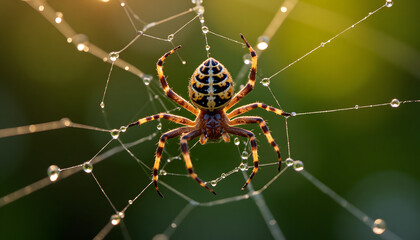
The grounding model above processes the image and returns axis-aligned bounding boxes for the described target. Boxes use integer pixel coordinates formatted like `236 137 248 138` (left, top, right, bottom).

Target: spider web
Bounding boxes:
1 0 420 239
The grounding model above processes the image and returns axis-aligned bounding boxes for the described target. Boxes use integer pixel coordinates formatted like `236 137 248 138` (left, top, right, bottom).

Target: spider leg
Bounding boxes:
180 130 216 195
223 34 257 111
157 46 199 115
230 116 283 171
127 113 195 128
153 127 194 198
225 127 258 190
227 102 290 119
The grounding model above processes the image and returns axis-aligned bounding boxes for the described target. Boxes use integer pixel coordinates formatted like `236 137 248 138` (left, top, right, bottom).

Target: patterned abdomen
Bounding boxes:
189 58 234 112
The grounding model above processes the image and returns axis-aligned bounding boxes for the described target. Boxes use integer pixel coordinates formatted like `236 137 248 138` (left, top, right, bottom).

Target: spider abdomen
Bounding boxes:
189 58 234 112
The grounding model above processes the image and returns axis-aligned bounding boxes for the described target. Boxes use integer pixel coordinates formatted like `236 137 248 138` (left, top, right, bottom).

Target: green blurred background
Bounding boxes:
1 0 419 239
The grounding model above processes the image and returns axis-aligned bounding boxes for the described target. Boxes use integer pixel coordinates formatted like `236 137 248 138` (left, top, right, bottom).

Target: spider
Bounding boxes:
128 34 289 197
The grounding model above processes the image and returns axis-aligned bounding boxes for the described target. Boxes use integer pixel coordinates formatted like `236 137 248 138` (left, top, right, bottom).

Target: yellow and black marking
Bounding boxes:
227 102 290 119
181 130 216 195
241 135 259 190
224 34 257 111
229 116 283 171
152 127 193 198
225 127 259 190
128 113 195 128
189 58 234 112
157 46 199 115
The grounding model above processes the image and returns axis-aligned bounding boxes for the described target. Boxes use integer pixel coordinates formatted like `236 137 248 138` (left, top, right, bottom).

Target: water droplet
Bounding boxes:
199 16 205 23
171 222 177 228
293 160 304 172
110 214 121 225
38 5 44 11
157 122 162 130
110 129 120 139
239 162 248 171
128 200 133 205
205 45 210 51
201 26 209 34
210 180 217 187
291 112 296 117
109 52 119 61
82 162 93 173
385 0 393 7
182 61 186 65
142 74 153 86
194 5 205 15
167 34 174 41
100 101 105 109
221 173 226 178
192 0 203 3
29 125 36 132
234 137 240 146
47 165 61 182
320 42 326 47
119 126 127 132
61 118 72 126
77 43 86 51
55 12 63 24
118 211 125 218
372 218 386 234
160 170 167 176
167 156 180 163
355 105 359 109
285 158 294 167
261 78 270 87
390 98 400 108
257 36 270 51
241 151 248 160
243 54 251 65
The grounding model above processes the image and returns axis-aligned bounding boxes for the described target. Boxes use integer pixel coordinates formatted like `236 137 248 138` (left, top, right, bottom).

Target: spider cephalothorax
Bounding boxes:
128 34 290 197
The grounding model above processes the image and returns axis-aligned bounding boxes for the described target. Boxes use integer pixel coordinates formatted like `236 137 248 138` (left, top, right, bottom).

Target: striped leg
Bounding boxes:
153 127 193 198
223 34 257 111
180 130 216 195
127 113 195 128
230 116 283 171
227 102 290 119
226 127 259 190
157 46 199 115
